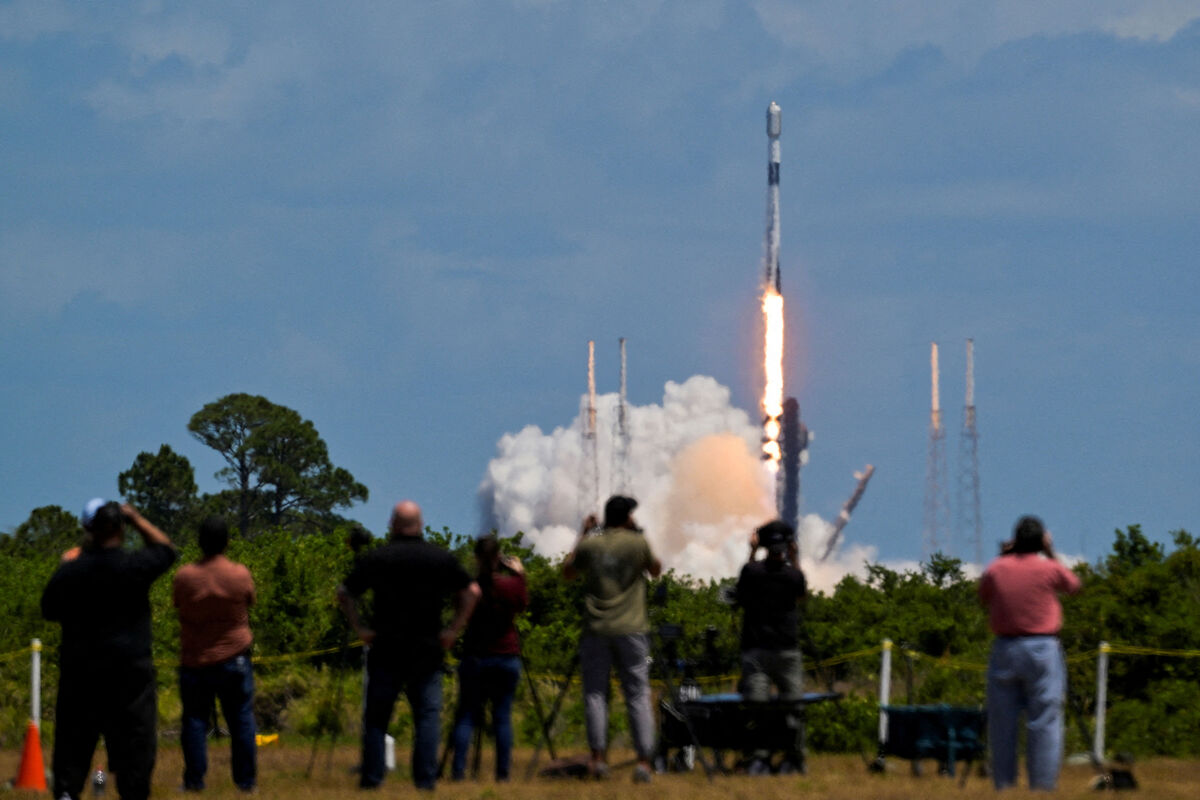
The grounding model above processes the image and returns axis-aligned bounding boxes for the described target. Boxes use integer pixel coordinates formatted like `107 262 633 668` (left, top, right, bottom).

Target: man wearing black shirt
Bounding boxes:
42 500 177 800
734 519 807 774
337 500 479 791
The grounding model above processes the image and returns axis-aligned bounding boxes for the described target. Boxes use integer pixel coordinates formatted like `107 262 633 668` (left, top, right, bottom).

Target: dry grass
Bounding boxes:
4 742 1200 799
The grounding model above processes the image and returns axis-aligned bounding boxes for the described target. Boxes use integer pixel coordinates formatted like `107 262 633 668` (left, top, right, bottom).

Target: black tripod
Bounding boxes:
437 648 563 781
304 637 357 779
649 624 716 781
523 651 580 779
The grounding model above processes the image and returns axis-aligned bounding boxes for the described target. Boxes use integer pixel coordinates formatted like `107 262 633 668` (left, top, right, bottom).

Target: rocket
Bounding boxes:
764 101 781 292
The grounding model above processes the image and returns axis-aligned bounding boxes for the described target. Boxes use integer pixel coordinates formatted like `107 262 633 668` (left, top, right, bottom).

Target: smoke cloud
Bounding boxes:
478 375 900 593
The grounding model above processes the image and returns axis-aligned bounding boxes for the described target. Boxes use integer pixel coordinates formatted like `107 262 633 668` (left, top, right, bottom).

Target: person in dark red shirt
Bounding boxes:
979 515 1081 791
450 535 529 781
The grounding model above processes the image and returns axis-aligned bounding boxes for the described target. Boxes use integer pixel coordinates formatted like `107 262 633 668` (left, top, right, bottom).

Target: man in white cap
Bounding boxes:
42 500 177 800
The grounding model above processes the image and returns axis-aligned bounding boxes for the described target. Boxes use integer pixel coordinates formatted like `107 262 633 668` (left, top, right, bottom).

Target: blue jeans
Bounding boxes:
451 655 521 780
180 653 257 790
362 661 442 790
987 636 1066 791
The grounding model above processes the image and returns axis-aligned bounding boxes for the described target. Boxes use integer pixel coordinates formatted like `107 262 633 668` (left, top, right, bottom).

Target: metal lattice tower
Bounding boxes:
612 338 631 494
923 342 951 559
957 338 983 565
579 340 600 519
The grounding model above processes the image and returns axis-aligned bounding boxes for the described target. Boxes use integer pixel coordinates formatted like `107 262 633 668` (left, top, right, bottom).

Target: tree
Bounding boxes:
0 505 80 558
188 393 368 536
117 444 198 534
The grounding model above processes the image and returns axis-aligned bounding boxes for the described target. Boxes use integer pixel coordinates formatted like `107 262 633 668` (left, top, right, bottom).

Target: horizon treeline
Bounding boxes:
0 512 1197 756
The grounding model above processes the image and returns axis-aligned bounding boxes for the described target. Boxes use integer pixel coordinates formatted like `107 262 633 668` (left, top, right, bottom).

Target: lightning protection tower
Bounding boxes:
612 338 632 494
957 339 983 565
579 340 600 519
923 342 951 559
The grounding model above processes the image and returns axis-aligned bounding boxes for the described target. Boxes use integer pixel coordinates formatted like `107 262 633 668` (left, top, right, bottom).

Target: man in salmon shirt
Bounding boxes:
979 515 1081 791
173 516 257 792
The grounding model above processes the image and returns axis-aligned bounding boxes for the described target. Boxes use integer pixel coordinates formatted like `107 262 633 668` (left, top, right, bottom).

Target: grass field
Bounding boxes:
5 742 1200 799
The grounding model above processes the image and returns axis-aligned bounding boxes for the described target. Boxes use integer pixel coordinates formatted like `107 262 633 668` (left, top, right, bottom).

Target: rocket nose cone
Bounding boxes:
767 102 781 137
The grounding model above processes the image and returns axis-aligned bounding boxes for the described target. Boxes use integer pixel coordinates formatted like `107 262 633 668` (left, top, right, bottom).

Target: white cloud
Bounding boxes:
87 39 306 126
751 1 1200 75
0 0 76 42
0 224 263 319
1098 1 1200 40
479 374 905 589
122 16 232 72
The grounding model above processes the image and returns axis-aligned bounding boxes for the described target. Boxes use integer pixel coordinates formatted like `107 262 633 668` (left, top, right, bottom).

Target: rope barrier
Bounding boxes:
0 641 371 669
901 649 988 672
251 640 364 665
0 646 32 663
813 645 882 668
5 639 1198 677
1104 643 1200 659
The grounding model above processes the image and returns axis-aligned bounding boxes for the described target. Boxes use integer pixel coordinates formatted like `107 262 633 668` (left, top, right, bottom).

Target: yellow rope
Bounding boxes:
9 639 1199 678
1104 644 1200 659
0 646 32 663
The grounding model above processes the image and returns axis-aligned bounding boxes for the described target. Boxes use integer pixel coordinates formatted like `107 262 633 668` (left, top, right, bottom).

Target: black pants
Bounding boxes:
53 665 158 800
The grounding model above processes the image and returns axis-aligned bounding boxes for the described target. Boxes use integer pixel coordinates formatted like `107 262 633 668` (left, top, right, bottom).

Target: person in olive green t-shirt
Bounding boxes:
563 495 662 783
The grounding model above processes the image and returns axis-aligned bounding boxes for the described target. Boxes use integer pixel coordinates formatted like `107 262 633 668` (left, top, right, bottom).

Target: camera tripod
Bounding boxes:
522 626 716 782
435 648 562 781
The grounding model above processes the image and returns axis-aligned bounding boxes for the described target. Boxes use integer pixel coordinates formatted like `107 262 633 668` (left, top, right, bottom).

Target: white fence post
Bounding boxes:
878 639 893 746
1093 641 1110 763
31 638 42 725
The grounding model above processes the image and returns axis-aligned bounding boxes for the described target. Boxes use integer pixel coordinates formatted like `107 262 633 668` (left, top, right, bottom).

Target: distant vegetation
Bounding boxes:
1 395 1197 755
1 516 1197 756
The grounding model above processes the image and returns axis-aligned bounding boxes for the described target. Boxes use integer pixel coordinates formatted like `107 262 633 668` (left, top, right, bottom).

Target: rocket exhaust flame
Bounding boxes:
761 287 785 473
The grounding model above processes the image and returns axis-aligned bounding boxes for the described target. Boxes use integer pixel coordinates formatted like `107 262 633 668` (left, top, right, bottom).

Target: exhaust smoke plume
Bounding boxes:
478 375 888 591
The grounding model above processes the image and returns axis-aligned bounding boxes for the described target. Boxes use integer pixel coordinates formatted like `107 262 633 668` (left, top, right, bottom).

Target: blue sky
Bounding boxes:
3 1 1198 566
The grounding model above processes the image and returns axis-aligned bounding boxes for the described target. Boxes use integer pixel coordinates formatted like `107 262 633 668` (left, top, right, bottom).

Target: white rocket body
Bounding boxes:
765 102 781 292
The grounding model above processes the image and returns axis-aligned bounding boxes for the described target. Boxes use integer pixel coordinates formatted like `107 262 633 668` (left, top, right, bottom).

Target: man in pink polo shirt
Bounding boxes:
979 515 1081 791
173 516 257 792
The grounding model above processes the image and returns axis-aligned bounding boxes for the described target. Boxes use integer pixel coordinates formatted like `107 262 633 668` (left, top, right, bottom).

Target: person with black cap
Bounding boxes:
734 519 807 775
563 495 662 783
42 499 178 800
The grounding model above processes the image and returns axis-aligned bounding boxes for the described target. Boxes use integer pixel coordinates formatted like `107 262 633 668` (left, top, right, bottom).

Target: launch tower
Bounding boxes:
923 342 950 558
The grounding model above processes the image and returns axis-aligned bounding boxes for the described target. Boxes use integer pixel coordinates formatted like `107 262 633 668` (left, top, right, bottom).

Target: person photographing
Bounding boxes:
562 495 662 783
734 519 807 775
450 535 528 782
979 515 1081 791
42 500 177 800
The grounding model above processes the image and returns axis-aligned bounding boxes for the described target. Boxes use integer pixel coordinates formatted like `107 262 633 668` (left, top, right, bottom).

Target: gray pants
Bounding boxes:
740 648 805 765
739 648 804 701
580 632 655 759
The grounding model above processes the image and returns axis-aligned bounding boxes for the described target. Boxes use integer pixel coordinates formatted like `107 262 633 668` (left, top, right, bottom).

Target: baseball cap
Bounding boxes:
81 497 107 530
603 495 638 528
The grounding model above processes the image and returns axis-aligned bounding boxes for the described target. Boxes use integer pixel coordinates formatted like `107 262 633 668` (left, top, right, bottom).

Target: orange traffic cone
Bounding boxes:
14 720 47 791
